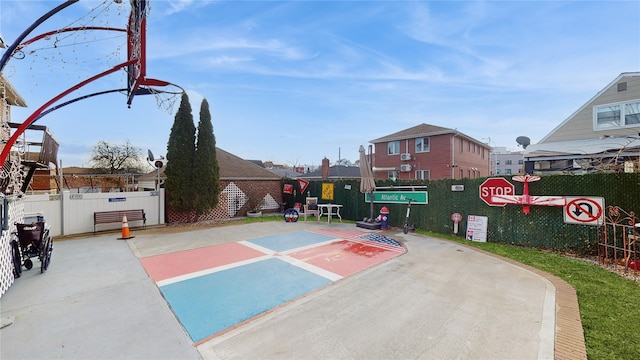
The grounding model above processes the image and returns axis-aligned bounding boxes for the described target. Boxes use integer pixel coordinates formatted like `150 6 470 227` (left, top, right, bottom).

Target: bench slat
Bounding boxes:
94 209 146 233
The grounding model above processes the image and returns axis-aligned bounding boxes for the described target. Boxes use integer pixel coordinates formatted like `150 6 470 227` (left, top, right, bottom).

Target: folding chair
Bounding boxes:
304 197 319 221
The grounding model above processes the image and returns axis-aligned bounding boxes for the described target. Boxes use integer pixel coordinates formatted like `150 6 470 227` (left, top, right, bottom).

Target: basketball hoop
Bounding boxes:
134 81 185 114
0 0 183 192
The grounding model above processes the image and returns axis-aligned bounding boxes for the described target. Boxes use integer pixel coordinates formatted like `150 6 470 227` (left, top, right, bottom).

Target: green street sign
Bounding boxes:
365 191 428 204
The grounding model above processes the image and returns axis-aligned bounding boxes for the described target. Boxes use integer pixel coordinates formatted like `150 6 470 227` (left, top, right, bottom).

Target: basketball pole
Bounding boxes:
0 60 137 166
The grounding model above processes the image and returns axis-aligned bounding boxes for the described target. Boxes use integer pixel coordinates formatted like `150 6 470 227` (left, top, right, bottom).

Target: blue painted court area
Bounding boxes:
247 230 336 252
148 229 406 344
161 257 332 342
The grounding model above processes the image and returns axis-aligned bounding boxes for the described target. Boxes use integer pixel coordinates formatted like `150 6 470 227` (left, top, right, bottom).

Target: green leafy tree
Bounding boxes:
89 140 143 174
165 93 196 214
193 98 221 216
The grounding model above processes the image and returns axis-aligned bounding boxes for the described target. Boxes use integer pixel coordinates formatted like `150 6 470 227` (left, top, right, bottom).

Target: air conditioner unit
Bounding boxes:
400 164 412 172
400 153 412 161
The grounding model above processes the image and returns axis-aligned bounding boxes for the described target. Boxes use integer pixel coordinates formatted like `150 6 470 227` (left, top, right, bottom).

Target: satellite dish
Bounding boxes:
147 149 155 162
516 136 531 149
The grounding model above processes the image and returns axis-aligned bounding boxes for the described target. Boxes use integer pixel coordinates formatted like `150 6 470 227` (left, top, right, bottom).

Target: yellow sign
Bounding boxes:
321 183 334 200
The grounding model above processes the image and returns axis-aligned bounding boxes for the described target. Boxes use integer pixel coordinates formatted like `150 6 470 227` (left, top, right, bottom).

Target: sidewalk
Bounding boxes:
0 221 584 359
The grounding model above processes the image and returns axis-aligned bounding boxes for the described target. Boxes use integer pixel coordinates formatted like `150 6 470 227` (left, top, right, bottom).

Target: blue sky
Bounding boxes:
1 0 639 169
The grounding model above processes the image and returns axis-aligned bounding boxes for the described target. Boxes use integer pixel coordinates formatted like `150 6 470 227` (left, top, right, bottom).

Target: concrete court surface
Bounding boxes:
0 221 555 359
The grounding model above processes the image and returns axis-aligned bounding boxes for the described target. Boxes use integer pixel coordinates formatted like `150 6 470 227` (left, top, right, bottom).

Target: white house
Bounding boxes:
524 72 640 175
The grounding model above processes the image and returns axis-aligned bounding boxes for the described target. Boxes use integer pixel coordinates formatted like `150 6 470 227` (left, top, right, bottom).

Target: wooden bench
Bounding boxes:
94 209 146 234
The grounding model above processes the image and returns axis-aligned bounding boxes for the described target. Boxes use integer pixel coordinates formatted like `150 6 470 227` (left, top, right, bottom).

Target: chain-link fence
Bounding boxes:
284 172 639 254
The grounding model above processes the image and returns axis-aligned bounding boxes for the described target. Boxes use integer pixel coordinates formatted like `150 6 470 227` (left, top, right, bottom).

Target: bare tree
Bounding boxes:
573 137 640 174
90 140 144 173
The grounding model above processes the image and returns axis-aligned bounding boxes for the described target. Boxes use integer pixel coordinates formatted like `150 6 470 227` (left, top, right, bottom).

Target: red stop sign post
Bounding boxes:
479 178 515 206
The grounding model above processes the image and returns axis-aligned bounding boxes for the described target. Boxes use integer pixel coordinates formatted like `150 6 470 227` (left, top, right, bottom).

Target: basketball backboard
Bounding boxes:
126 0 148 105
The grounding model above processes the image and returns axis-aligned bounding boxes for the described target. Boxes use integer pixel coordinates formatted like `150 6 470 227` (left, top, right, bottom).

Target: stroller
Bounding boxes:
10 221 53 278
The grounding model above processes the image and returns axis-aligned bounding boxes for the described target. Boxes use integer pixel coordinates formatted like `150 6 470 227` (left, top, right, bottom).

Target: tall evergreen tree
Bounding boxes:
165 92 196 213
193 98 220 216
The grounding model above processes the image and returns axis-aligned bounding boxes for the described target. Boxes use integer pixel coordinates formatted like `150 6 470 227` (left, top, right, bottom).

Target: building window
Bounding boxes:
496 169 501 174
625 102 640 124
415 170 430 180
596 104 620 128
496 160 500 165
505 169 512 174
388 141 400 155
388 171 398 180
594 100 640 130
518 159 524 164
415 137 430 153
505 160 512 165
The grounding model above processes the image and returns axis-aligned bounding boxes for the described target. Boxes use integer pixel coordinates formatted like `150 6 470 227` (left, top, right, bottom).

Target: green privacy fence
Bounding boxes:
283 173 640 254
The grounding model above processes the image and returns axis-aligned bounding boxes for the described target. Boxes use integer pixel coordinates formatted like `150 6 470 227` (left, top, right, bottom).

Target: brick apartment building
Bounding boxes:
370 123 491 180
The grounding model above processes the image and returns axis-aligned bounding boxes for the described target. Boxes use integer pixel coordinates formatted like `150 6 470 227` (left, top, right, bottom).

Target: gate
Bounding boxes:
599 205 640 274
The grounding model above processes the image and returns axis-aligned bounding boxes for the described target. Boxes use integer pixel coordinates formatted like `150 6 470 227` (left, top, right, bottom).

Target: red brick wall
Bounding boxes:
31 170 57 192
373 134 490 180
167 179 283 223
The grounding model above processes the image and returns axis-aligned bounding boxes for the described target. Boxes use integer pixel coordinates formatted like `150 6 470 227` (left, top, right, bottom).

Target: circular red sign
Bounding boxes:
451 213 462 222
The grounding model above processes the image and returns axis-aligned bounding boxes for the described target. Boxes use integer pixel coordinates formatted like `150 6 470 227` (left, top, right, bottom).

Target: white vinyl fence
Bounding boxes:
23 190 165 237
0 190 164 298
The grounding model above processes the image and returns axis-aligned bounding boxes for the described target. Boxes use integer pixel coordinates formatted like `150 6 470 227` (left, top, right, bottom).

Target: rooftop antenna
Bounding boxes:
147 149 155 162
516 136 531 149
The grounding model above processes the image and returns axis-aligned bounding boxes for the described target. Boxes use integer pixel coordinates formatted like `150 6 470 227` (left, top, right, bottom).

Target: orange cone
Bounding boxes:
118 214 135 240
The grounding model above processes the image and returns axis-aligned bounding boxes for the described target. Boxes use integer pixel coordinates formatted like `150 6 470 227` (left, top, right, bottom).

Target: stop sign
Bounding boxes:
479 177 515 206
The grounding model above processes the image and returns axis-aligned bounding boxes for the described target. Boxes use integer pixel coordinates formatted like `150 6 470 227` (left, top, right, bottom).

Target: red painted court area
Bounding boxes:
142 229 406 286
289 239 402 277
141 242 266 282
139 229 406 342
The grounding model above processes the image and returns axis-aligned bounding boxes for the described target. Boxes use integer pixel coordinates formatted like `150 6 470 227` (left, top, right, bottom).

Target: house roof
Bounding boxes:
300 165 361 179
539 72 640 144
247 160 265 168
370 123 489 148
217 148 281 180
138 147 282 181
524 136 640 159
0 73 27 107
266 168 301 179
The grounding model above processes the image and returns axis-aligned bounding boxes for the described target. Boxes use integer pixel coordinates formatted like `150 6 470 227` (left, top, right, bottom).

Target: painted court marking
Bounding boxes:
140 229 406 343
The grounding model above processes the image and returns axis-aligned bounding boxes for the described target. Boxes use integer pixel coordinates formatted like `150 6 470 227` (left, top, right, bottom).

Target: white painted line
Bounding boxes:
281 239 338 255
157 255 272 287
239 240 277 255
277 255 343 282
158 237 366 286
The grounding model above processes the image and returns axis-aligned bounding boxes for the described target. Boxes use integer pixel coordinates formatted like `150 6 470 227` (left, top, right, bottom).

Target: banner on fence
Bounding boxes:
466 215 488 242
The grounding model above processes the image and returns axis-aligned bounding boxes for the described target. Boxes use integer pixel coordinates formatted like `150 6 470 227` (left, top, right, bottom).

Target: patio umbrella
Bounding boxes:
359 145 376 219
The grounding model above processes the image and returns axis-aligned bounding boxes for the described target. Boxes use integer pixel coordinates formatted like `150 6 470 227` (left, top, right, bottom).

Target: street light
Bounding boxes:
147 150 164 225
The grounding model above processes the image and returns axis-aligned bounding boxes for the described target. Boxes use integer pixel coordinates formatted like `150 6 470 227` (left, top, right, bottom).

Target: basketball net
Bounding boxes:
0 0 183 194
